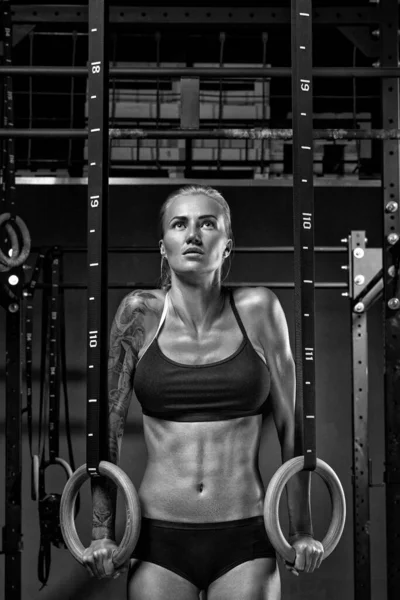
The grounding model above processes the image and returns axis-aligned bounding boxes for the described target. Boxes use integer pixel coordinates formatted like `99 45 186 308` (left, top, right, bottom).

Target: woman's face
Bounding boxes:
160 194 231 283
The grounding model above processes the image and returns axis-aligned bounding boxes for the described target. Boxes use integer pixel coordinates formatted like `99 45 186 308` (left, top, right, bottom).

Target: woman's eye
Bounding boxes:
173 220 214 229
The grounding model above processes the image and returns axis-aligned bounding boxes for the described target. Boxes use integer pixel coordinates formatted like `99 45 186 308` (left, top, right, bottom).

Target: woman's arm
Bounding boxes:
256 287 312 537
91 291 147 541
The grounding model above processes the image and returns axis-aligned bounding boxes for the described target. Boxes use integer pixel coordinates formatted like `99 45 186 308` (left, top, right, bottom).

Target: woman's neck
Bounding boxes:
167 282 226 335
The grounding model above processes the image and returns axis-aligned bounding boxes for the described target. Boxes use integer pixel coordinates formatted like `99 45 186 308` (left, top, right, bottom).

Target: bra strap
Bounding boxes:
154 292 169 339
136 292 169 366
228 288 250 340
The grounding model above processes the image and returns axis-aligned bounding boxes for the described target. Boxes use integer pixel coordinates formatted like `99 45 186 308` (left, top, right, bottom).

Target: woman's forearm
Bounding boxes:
90 413 124 540
91 477 118 540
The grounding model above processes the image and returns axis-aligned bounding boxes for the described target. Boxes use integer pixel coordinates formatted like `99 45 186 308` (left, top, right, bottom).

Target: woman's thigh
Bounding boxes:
206 558 280 600
127 559 201 600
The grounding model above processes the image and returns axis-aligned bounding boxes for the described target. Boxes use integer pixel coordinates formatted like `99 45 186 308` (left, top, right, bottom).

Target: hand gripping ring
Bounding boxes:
0 213 31 269
263 456 346 564
60 461 141 568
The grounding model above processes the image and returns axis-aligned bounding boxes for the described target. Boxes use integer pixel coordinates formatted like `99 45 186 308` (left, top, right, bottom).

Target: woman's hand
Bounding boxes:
82 538 130 580
285 534 324 576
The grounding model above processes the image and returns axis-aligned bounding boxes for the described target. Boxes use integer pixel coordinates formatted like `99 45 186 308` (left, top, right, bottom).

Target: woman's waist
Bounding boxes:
138 467 265 522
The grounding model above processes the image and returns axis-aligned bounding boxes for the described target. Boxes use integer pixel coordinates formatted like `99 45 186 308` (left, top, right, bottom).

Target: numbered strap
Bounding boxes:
48 249 61 463
291 0 316 471
23 250 46 463
1 1 16 216
86 0 110 476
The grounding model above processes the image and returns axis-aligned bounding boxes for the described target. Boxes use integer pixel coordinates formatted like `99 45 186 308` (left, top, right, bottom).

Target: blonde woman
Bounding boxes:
83 185 323 599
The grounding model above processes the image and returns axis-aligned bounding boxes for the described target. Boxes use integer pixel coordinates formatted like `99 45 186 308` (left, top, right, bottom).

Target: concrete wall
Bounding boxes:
0 182 386 599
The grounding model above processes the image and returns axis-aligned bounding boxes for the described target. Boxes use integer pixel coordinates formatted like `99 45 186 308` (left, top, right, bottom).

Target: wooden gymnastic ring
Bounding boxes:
54 456 73 479
60 461 141 568
263 456 346 564
32 456 72 501
0 222 20 272
0 213 31 268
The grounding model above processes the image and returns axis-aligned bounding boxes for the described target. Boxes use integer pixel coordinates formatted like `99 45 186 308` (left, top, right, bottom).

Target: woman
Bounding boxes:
83 185 324 599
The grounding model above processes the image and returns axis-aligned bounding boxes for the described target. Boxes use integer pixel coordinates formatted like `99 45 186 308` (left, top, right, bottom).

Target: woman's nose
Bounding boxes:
186 228 201 243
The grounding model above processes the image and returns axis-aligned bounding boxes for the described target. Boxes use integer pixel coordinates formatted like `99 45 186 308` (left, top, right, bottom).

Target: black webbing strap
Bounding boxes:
37 249 65 588
86 0 110 476
1 0 16 219
23 250 46 466
47 248 61 462
38 252 52 468
291 0 316 471
58 254 78 479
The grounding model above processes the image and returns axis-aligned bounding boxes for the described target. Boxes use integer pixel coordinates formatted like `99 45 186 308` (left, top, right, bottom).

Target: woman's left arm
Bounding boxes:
256 287 324 574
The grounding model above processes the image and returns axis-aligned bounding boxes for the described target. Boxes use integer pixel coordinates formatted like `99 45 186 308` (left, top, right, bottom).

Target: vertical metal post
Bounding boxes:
380 1 400 598
1 2 23 598
349 231 371 600
86 0 109 474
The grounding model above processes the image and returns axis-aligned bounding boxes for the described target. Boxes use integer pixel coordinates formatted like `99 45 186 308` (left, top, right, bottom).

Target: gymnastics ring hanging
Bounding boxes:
60 0 141 569
263 457 346 563
60 461 141 567
32 455 74 502
0 212 31 271
263 1 346 563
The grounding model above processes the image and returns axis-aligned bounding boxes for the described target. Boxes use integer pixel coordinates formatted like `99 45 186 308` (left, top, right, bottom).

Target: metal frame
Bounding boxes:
0 65 399 78
13 177 383 187
0 3 23 599
10 6 382 26
348 231 383 600
1 127 400 140
380 1 400 598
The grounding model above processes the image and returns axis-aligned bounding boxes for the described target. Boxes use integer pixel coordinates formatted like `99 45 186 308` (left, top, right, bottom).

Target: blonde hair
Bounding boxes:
158 185 234 290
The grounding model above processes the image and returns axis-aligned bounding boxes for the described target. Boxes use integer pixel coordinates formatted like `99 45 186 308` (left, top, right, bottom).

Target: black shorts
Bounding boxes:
130 515 276 590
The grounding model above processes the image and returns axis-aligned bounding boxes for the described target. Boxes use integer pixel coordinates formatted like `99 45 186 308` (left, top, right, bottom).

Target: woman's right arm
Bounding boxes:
83 291 147 579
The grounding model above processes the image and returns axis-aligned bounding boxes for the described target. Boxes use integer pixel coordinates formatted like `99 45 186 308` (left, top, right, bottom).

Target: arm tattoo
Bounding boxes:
91 290 158 539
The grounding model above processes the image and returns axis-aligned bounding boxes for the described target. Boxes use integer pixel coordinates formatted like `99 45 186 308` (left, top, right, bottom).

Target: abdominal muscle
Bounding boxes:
138 413 266 523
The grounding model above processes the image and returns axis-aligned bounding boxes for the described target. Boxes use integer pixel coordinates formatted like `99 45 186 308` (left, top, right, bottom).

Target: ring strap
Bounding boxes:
291 0 316 471
23 250 46 463
48 248 62 462
86 0 110 476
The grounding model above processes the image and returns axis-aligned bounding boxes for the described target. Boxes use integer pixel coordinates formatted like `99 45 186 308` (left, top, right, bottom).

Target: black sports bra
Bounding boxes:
133 288 271 422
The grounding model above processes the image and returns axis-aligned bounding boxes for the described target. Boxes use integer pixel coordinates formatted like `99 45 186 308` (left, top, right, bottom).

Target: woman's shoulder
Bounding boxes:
231 285 278 313
114 288 166 326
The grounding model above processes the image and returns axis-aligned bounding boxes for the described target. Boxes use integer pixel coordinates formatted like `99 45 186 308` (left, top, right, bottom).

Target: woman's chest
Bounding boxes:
157 323 244 365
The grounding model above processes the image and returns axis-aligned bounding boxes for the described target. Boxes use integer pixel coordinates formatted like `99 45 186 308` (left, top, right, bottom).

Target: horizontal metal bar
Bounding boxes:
30 245 347 254
2 128 400 140
10 6 379 26
0 66 398 78
15 176 382 187
11 89 382 101
32 281 348 290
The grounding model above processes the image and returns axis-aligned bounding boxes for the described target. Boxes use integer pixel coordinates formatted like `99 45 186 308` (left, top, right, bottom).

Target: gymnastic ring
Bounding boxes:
32 454 40 502
0 222 20 272
54 456 74 479
0 213 31 268
60 461 141 568
263 456 346 564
